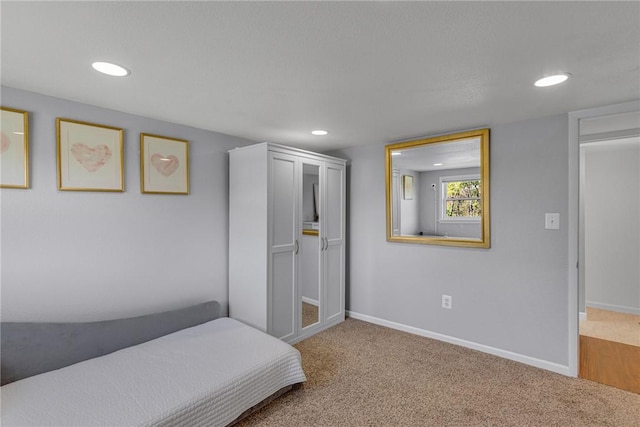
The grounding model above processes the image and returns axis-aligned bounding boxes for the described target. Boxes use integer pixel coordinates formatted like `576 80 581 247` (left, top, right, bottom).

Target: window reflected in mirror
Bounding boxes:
385 128 490 248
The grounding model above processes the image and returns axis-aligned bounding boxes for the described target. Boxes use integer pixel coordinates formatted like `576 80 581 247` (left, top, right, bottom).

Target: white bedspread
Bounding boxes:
1 317 306 427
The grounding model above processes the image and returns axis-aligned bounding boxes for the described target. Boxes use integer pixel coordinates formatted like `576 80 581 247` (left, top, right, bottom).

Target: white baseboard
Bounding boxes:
346 310 571 377
302 297 319 306
586 301 640 316
579 311 587 321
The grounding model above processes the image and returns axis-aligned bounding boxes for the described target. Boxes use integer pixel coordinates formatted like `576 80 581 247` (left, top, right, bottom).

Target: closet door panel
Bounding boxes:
270 154 297 247
324 243 343 323
324 163 344 242
323 162 345 324
271 252 296 340
268 152 298 341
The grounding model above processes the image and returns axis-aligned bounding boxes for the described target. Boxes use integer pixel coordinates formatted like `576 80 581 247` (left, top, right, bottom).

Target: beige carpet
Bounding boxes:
580 307 640 346
238 317 640 426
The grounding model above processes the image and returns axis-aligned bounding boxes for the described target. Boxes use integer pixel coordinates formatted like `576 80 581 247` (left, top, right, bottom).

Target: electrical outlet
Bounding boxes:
442 295 452 309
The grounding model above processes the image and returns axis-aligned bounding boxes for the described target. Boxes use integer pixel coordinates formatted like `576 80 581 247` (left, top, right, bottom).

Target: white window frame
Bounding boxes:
439 174 481 223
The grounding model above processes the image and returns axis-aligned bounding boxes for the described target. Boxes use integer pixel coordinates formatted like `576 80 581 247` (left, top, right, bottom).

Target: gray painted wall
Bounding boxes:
331 114 570 366
1 85 573 368
0 86 254 322
583 140 640 314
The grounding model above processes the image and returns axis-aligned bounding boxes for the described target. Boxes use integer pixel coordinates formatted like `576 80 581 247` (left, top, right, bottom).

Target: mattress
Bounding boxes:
1 317 306 427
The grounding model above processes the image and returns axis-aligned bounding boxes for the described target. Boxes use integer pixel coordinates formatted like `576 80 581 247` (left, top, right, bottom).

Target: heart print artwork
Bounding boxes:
150 153 179 176
71 143 112 172
1 132 10 153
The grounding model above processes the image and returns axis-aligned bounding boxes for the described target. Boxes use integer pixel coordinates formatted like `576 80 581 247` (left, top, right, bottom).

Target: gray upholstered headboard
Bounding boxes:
1 300 221 386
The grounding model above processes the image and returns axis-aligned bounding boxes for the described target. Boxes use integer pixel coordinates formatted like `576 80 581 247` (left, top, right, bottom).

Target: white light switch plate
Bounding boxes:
545 213 560 229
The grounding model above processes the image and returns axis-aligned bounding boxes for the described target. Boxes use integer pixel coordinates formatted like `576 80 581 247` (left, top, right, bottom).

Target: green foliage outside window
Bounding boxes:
445 180 481 218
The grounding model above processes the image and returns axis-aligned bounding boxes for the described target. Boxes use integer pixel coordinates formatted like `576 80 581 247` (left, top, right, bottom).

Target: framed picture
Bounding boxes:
56 118 124 192
1 107 29 189
140 133 189 194
403 175 414 200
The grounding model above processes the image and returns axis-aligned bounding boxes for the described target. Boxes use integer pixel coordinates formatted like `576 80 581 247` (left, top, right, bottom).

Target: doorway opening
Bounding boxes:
576 110 640 393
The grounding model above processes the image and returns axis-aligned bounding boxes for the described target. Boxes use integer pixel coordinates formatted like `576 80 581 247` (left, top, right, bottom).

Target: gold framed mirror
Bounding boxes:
385 128 490 248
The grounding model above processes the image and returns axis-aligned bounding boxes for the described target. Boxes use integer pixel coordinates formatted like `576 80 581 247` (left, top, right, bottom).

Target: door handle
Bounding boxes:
295 240 299 255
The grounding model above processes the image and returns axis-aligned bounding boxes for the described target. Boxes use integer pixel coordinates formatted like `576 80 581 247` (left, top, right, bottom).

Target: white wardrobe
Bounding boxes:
229 143 346 344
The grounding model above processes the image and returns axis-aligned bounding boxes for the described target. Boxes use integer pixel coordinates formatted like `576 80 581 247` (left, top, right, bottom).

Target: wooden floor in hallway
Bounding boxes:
579 307 640 394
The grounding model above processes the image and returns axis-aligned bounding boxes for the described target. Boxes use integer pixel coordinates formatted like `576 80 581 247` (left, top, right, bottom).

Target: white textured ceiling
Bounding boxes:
1 1 639 152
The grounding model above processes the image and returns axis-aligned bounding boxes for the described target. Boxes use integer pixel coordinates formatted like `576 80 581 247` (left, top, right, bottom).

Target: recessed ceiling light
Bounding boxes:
92 61 130 77
311 130 328 136
433 163 444 166
391 152 402 156
534 73 570 87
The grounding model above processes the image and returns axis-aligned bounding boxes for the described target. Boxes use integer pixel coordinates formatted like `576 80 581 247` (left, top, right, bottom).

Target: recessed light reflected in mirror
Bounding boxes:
311 130 328 136
433 163 444 166
391 152 402 156
92 61 130 77
534 73 570 87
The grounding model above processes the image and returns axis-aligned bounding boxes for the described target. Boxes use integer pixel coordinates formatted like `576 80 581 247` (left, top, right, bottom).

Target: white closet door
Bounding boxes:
323 162 345 324
268 152 298 341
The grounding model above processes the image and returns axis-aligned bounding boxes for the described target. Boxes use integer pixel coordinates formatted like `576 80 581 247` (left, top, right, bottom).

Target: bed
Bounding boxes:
1 301 306 426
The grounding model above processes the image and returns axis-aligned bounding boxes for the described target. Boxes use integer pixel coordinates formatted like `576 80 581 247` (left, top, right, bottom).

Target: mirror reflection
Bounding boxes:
301 163 320 328
385 129 490 248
